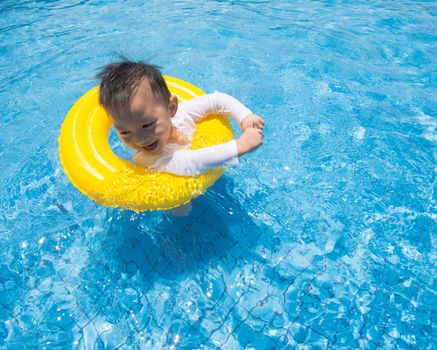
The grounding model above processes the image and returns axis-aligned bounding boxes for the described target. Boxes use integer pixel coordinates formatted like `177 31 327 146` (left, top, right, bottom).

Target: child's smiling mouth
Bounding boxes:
142 140 158 151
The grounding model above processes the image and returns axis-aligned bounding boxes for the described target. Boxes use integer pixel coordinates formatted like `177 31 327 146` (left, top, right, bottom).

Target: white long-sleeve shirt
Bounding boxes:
133 92 252 176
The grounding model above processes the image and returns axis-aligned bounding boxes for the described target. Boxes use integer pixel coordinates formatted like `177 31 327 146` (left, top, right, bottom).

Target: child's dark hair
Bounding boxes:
96 60 171 116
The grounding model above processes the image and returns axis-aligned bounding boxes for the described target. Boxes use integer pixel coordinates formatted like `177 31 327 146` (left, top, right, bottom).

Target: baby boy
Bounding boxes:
96 60 264 214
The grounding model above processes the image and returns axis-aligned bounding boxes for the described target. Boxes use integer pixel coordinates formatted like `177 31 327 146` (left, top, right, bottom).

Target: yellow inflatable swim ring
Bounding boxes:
58 76 235 211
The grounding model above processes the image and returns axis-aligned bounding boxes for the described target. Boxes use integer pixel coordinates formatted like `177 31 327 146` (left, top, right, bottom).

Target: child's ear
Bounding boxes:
168 95 178 118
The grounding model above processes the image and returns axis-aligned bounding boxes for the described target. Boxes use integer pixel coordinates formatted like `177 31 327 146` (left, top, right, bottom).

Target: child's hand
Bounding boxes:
236 127 263 156
241 113 265 131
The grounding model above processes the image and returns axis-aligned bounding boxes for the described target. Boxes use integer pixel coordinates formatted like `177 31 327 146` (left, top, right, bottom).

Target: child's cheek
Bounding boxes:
121 135 133 146
155 125 165 137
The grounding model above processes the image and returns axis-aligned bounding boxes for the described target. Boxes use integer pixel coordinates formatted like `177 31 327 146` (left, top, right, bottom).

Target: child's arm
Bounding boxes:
154 127 263 176
182 92 264 130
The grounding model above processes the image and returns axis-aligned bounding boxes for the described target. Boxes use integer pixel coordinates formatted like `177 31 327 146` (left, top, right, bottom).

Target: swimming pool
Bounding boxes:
0 0 435 348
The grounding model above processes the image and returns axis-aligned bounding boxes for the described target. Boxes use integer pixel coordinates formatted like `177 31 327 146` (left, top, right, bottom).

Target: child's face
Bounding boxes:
109 78 178 154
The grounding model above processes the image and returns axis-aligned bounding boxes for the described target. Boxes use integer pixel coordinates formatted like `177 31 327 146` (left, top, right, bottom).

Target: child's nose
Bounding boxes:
134 129 150 140
135 135 155 147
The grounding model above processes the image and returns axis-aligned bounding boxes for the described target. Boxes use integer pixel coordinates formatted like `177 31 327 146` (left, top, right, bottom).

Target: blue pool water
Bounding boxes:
0 0 436 348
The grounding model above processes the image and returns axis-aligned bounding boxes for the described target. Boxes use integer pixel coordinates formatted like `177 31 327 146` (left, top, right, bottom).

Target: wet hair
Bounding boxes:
96 60 171 116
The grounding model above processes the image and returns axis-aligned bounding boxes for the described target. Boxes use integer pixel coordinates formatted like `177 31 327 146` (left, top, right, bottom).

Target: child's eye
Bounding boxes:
120 131 130 135
142 121 156 128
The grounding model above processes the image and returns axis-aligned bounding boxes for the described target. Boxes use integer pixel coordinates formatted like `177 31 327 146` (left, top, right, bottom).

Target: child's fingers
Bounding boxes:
256 116 264 124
